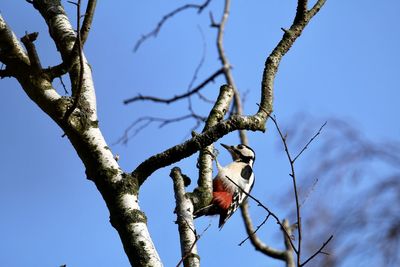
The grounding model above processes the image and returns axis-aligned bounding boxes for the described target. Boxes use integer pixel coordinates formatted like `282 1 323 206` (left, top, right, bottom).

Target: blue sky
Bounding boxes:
0 1 399 266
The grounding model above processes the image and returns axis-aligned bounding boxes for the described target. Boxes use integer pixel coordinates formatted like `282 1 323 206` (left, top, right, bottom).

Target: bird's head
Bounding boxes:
221 143 255 165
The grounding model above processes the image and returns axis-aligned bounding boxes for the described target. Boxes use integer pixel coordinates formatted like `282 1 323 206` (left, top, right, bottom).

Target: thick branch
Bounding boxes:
63 0 84 122
170 167 200 267
192 84 234 210
0 15 30 73
20 32 42 71
131 85 269 187
258 0 326 117
21 2 163 266
283 219 296 267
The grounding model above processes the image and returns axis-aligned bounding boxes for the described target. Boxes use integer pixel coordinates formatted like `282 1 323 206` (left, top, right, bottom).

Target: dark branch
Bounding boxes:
212 0 247 144
124 68 224 105
134 0 212 52
300 235 333 266
80 0 97 45
114 114 205 145
225 175 298 254
269 115 302 264
239 213 270 246
293 121 327 162
0 68 13 79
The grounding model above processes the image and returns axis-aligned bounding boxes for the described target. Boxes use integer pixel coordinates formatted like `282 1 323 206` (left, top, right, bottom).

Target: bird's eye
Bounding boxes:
238 145 244 149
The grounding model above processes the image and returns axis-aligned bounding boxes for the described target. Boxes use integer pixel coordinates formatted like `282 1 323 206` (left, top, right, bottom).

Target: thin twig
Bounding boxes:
114 114 205 145
239 213 270 246
123 68 224 105
134 0 212 52
176 223 211 267
300 235 333 266
268 114 302 265
225 175 298 254
59 76 69 94
213 0 248 144
293 121 327 163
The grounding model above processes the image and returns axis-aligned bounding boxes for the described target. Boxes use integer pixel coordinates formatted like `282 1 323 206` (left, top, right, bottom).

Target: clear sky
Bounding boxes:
0 1 399 267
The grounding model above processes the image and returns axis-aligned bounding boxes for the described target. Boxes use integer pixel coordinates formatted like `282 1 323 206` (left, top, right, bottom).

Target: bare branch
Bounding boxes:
0 14 30 69
170 167 200 267
80 0 97 45
114 114 205 145
282 219 296 267
63 0 85 122
0 68 13 79
239 206 270 248
300 235 333 266
308 0 327 18
293 121 327 162
213 0 248 144
258 0 326 117
134 0 212 52
123 68 224 105
269 115 302 264
59 76 69 94
225 175 298 254
20 32 42 71
177 223 211 267
36 0 96 82
192 84 234 211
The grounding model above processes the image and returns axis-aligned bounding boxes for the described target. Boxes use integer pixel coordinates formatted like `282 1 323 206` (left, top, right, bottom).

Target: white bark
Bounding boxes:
171 167 200 267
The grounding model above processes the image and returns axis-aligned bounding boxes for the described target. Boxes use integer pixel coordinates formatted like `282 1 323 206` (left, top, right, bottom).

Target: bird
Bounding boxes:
194 143 256 228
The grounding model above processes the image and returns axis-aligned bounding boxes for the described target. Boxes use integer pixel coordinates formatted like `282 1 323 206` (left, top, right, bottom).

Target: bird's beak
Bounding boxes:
221 143 233 152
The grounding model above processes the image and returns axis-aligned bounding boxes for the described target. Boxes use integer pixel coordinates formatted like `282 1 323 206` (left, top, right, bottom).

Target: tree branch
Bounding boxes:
80 0 97 45
192 84 234 211
240 201 288 260
124 68 224 105
224 175 298 256
0 15 30 72
114 114 205 145
269 115 302 265
213 0 248 144
258 0 326 117
300 235 333 267
170 167 200 267
130 85 267 187
293 121 327 163
63 0 85 122
20 32 42 71
134 0 212 52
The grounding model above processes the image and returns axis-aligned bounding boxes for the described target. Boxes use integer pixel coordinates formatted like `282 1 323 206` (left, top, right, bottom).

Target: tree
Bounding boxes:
1 1 398 267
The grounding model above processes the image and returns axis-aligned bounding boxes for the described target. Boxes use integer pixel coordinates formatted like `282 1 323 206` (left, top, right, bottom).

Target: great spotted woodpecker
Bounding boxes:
194 143 256 228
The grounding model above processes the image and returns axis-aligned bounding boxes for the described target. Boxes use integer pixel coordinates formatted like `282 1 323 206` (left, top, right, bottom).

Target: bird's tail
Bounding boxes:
193 204 219 218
